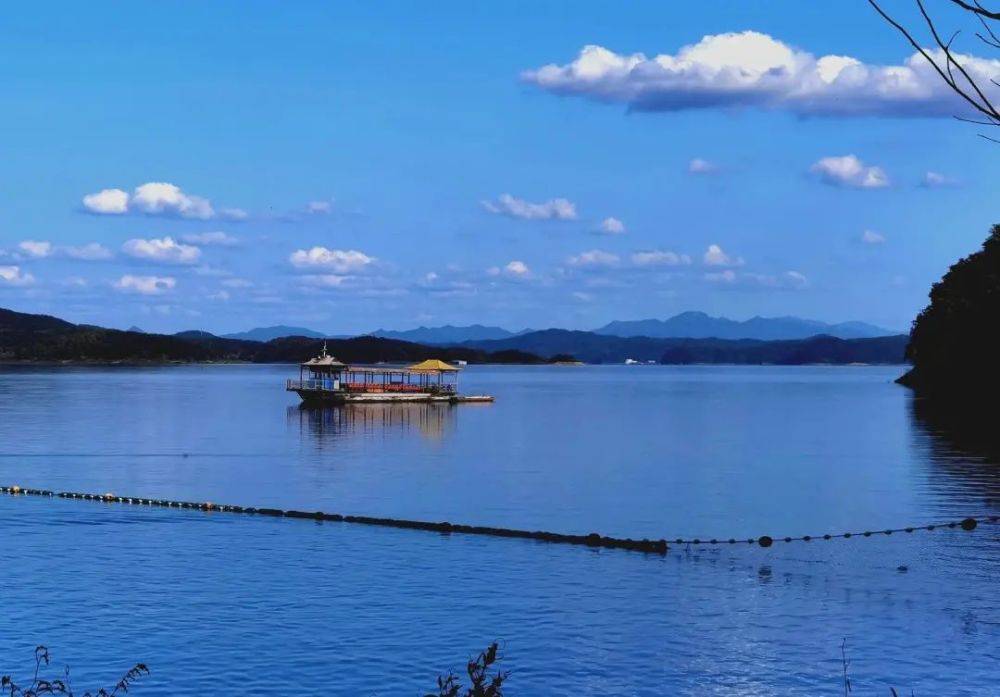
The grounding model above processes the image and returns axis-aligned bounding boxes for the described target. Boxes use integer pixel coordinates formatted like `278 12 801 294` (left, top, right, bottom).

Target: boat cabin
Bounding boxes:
287 343 465 403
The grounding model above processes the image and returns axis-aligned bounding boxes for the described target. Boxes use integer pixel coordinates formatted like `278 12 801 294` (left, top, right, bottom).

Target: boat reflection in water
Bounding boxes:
908 393 1000 510
290 402 461 446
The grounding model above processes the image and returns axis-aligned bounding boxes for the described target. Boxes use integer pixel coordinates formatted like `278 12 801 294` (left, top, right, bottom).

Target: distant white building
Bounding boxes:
624 358 640 365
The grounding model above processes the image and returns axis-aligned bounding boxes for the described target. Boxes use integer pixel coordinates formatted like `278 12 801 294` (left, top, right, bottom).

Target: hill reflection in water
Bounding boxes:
289 402 460 445
908 394 1000 511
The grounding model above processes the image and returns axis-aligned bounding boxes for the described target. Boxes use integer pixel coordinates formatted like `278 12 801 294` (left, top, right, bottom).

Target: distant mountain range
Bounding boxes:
453 329 908 365
371 324 527 343
221 325 330 341
593 312 897 340
1 306 909 366
0 308 538 365
219 312 900 344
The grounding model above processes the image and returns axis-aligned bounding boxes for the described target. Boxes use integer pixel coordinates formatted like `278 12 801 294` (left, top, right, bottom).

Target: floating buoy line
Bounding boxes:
1 485 996 555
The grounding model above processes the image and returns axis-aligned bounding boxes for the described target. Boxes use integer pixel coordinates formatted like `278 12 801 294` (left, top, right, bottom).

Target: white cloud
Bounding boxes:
15 241 112 261
598 216 626 234
688 158 717 174
487 260 531 279
18 241 53 258
810 155 889 188
522 31 1000 117
0 266 35 287
182 231 239 246
123 237 201 264
861 229 886 244
81 182 244 220
631 250 691 267
207 290 230 301
783 271 809 288
219 208 248 221
566 249 620 267
572 291 592 302
131 182 213 219
305 200 334 214
64 243 113 260
920 171 958 188
303 275 352 288
504 260 530 276
705 269 736 283
113 275 177 295
82 188 129 215
220 278 253 288
703 244 744 267
481 194 578 221
289 247 375 273
62 277 88 288
707 270 809 289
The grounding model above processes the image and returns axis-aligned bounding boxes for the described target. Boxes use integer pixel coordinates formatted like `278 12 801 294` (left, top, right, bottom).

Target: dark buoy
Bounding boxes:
961 517 977 531
758 535 773 548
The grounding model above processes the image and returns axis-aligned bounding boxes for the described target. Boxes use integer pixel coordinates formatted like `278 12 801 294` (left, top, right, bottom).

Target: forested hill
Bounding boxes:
1 307 909 365
454 329 909 365
0 307 540 364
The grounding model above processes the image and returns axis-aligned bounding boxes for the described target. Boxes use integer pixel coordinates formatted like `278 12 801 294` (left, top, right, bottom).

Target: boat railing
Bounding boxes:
287 379 458 394
287 378 337 391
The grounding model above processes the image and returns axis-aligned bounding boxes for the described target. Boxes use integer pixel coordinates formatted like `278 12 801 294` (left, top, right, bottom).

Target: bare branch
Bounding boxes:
950 0 1000 20
868 0 1000 140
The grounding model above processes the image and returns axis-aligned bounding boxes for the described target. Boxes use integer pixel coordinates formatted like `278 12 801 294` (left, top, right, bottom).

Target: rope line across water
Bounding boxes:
1 485 995 555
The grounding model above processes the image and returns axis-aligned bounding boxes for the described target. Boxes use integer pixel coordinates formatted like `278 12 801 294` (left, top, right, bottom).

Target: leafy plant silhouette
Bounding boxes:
424 642 508 697
1 647 148 697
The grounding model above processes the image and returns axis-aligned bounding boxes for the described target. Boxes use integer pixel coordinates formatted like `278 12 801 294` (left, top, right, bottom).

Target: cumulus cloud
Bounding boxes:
522 31 1000 117
705 269 736 283
18 241 53 258
703 244 744 267
481 194 578 221
920 171 958 188
64 243 113 260
810 155 890 188
123 237 201 264
566 249 620 267
305 200 334 214
81 182 245 220
82 188 129 215
289 247 375 273
861 229 886 244
598 216 626 234
631 250 692 267
181 231 239 246
707 269 809 289
487 260 531 278
113 275 176 295
0 265 35 287
783 271 809 288
687 158 717 174
16 241 112 261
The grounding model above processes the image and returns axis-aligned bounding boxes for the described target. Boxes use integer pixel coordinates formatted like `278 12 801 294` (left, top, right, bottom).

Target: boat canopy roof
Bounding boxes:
301 342 347 369
302 355 347 368
407 359 461 372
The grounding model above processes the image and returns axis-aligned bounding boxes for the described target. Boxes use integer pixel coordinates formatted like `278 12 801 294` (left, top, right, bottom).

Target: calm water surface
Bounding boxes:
0 365 997 695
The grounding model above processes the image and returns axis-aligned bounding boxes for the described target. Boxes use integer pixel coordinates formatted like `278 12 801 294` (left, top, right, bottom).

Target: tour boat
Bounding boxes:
286 344 495 404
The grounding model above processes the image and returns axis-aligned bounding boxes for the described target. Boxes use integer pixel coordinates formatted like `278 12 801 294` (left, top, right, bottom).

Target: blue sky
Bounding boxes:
0 1 997 334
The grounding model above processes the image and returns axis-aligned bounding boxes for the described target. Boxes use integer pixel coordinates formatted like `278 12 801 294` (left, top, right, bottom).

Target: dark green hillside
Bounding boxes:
457 329 909 365
898 224 1000 393
0 307 542 364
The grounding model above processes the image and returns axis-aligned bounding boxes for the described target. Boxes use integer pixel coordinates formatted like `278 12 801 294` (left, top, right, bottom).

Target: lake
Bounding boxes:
0 364 997 695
